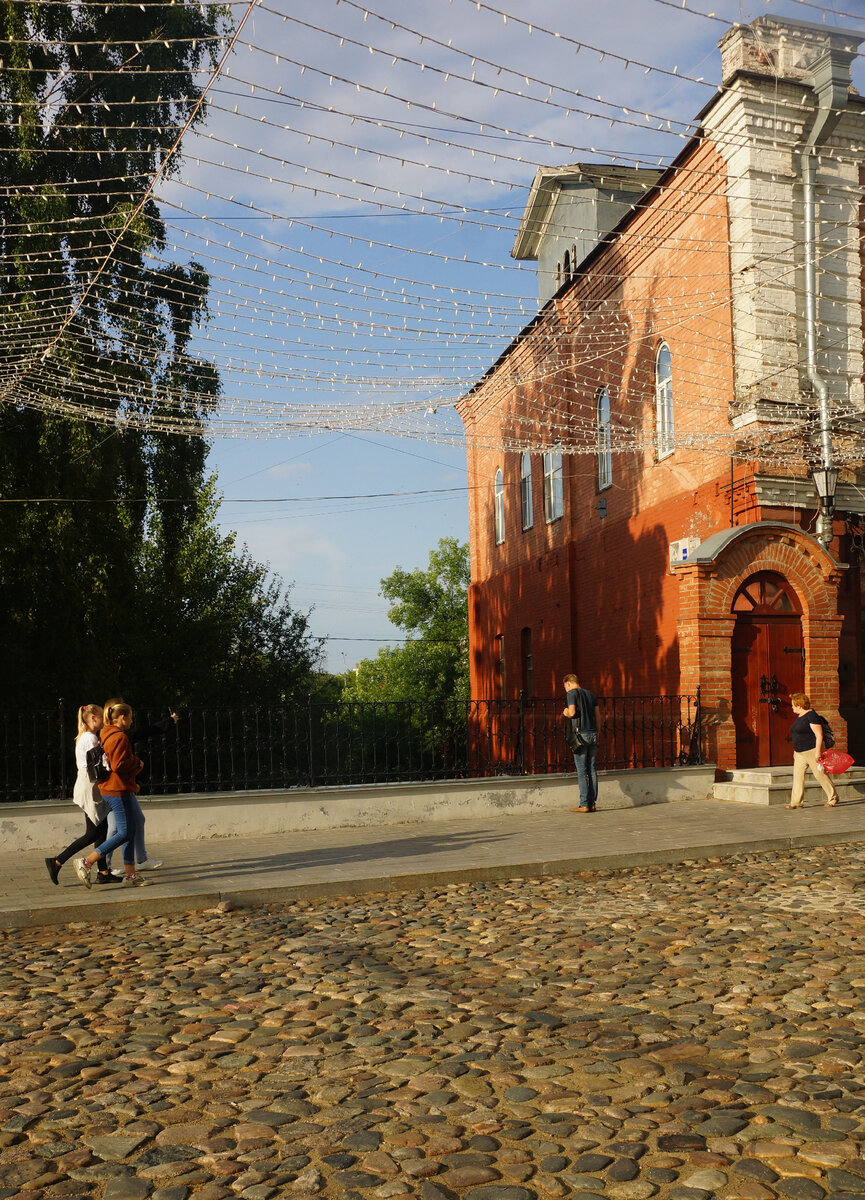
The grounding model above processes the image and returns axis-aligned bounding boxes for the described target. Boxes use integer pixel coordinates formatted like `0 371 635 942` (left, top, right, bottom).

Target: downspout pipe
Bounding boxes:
799 49 854 546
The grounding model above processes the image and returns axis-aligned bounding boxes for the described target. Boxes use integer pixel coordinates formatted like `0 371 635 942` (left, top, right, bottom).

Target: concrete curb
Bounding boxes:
5 823 865 932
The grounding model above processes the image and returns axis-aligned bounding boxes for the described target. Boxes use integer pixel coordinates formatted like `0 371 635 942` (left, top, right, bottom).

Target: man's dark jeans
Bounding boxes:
573 742 598 809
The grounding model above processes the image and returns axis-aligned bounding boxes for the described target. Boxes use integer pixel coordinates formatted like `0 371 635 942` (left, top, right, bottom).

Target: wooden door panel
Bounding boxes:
732 620 764 769
730 573 804 769
766 619 804 766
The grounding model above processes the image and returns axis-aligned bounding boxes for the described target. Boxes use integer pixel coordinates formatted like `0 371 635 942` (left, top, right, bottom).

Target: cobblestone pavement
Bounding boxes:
2 843 865 1200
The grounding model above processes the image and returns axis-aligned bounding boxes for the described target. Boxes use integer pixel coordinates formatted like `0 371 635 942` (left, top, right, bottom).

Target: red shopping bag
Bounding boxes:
819 749 854 775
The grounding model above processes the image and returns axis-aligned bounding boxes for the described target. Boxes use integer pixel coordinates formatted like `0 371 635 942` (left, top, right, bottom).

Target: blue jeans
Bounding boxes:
573 742 599 809
95 792 139 865
104 794 149 866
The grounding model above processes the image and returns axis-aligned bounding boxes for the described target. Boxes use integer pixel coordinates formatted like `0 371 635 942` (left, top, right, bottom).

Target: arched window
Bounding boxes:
655 341 674 459
494 468 505 545
732 572 801 615
597 387 612 491
520 452 533 531
543 448 563 522
562 249 571 282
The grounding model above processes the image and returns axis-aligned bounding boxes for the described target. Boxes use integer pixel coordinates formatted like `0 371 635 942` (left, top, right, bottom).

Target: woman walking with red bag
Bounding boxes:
786 692 839 810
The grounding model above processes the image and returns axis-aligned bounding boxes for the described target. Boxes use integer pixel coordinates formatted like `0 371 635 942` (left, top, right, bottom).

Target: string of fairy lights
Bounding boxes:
1 0 864 469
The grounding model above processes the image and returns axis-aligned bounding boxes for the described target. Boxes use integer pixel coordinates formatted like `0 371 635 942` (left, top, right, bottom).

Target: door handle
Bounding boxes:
760 674 769 696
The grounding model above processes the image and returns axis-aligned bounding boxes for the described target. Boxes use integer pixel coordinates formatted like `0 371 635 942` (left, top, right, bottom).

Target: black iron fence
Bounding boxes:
0 690 702 804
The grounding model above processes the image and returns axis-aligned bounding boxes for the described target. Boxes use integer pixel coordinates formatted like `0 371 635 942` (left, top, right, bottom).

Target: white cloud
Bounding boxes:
233 520 349 583
266 460 315 480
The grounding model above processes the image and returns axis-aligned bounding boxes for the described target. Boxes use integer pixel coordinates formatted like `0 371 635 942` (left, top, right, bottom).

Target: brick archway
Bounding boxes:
674 523 846 769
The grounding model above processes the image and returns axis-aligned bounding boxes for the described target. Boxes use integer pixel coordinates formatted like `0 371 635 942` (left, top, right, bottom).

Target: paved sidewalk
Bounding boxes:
6 793 865 929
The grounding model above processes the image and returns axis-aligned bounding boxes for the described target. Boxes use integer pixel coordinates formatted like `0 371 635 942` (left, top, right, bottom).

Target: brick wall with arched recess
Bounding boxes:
675 524 846 770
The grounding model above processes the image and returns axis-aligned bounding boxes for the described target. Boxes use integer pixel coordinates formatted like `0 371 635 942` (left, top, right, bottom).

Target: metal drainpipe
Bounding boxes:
799 49 853 547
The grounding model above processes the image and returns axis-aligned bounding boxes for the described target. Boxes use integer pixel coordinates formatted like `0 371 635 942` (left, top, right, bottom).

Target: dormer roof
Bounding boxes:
511 163 662 262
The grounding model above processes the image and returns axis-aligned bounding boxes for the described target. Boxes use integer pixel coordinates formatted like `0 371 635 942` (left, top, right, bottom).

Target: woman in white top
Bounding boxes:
44 704 120 886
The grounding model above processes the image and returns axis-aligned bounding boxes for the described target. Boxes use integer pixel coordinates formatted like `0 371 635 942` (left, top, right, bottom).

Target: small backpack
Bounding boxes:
85 740 110 784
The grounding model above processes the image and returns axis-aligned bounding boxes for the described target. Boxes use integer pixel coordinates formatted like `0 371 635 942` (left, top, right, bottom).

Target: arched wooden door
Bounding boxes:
731 572 804 768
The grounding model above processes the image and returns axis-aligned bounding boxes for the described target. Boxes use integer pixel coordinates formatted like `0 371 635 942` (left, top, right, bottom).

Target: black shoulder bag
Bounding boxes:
85 739 111 784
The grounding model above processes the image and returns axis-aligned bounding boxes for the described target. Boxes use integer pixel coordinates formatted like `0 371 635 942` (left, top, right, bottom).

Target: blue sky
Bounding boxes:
154 0 865 671
214 431 469 673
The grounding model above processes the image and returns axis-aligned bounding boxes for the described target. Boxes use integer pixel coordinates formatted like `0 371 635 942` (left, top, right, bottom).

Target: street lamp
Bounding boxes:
812 465 839 548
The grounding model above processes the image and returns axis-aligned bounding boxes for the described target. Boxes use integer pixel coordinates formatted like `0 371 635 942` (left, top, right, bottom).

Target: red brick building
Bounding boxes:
457 16 865 770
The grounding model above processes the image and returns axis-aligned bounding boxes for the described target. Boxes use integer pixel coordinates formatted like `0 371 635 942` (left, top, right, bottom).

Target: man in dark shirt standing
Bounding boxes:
563 673 600 813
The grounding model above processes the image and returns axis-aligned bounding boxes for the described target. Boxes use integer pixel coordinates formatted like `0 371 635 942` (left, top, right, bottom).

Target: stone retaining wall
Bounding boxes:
0 765 715 853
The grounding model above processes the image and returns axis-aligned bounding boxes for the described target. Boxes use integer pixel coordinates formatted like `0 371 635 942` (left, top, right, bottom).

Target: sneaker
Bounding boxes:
45 857 61 886
121 873 148 887
74 858 92 889
110 868 124 878
95 872 122 885
136 859 163 870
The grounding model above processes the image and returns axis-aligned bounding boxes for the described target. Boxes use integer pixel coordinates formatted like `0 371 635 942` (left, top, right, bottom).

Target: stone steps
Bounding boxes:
714 765 865 806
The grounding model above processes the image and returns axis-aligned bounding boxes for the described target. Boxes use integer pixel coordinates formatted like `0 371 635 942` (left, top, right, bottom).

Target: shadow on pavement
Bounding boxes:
164 826 511 879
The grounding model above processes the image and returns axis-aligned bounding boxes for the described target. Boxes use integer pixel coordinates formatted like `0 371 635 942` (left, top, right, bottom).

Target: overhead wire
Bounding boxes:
1 0 863 471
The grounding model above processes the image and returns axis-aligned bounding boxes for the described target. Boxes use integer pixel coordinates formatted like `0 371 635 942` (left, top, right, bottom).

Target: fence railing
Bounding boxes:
0 690 702 804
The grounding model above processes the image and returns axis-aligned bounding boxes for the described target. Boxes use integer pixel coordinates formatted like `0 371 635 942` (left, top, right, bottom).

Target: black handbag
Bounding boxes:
565 718 588 754
85 740 110 783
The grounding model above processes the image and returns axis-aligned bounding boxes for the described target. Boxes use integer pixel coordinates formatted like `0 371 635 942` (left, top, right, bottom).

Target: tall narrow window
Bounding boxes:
562 249 571 283
655 341 674 459
497 634 506 700
520 452 533 531
494 468 505 545
597 387 612 491
543 448 563 523
520 627 534 698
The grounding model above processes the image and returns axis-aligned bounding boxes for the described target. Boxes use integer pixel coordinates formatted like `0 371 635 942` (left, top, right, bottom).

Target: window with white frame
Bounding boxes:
494 468 505 545
597 387 612 491
543 448 563 522
519 452 533 531
655 341 675 459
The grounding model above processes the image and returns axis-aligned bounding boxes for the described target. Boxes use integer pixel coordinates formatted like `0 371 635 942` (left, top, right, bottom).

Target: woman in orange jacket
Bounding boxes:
74 702 147 888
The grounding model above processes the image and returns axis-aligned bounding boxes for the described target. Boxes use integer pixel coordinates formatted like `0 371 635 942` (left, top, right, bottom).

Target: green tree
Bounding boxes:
0 3 321 707
344 537 470 705
131 480 324 705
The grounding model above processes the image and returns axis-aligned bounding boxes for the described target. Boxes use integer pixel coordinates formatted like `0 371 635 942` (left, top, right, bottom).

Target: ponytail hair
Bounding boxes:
103 699 132 726
76 704 103 742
